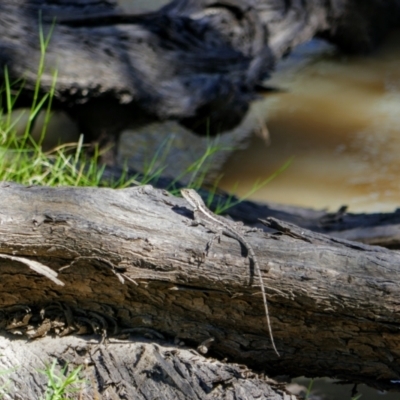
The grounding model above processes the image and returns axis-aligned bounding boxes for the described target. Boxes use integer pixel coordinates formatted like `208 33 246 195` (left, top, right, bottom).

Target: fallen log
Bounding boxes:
1 0 399 144
1 182 400 396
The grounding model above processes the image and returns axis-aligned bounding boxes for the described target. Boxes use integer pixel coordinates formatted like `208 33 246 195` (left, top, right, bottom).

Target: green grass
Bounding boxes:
0 19 137 189
0 357 87 400
0 366 14 399
40 360 86 400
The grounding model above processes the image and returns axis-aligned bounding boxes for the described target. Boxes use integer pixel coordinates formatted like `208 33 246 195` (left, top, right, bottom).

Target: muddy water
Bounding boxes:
220 31 400 213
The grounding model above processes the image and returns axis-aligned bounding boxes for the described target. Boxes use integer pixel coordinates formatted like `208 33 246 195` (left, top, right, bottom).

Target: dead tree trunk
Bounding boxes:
0 0 399 141
1 182 400 397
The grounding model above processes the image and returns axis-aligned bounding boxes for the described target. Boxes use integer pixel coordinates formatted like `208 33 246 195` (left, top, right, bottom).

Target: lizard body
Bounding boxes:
180 188 279 356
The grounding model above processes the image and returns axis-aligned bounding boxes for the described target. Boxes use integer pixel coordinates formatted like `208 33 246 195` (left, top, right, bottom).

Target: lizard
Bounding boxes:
180 188 279 356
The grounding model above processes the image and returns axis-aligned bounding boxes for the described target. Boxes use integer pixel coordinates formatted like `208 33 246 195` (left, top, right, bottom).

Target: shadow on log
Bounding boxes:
1 182 400 397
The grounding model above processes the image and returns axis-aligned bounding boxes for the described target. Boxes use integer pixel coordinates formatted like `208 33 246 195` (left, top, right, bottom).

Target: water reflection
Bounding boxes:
220 31 400 212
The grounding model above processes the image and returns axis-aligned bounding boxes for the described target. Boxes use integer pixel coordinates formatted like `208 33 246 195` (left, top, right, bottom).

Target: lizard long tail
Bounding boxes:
248 247 280 357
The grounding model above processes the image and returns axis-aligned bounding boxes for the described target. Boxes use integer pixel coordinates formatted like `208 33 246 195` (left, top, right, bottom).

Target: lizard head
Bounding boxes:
180 188 200 209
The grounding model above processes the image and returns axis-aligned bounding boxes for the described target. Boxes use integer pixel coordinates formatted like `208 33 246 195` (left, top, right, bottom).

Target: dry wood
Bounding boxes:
1 182 400 396
0 334 295 399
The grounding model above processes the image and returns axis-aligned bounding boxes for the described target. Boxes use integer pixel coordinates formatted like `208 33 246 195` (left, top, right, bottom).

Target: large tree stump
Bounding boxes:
1 182 400 397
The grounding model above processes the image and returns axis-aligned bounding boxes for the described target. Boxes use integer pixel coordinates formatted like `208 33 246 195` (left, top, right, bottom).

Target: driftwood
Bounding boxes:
1 0 399 144
1 182 400 398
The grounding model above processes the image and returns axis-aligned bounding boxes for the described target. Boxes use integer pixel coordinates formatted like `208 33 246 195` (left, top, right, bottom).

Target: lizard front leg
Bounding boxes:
204 230 223 257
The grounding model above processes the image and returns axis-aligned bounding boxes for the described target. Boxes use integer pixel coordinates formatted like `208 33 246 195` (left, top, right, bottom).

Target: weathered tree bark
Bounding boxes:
1 182 400 397
0 0 399 142
0 334 295 399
